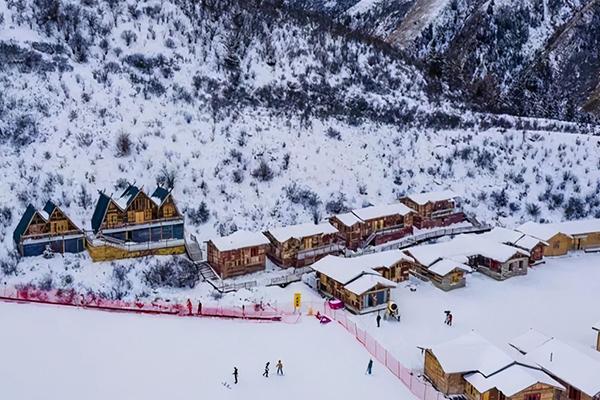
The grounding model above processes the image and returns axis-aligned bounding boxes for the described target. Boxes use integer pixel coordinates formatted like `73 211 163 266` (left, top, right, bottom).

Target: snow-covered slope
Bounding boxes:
0 0 599 266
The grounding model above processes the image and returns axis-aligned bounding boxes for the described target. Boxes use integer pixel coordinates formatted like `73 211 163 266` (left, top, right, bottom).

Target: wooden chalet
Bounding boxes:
348 249 415 282
13 202 85 257
263 222 342 268
424 332 565 400
480 227 547 264
329 203 415 250
88 184 185 261
517 219 600 257
310 255 397 314
206 230 270 279
403 250 469 291
510 334 600 400
593 322 600 352
400 190 459 219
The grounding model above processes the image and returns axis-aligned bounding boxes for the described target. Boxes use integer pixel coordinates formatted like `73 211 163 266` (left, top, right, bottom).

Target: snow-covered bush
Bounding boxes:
143 257 200 289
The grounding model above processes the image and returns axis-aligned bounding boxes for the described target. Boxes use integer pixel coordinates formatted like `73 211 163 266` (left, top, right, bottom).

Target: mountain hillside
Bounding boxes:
289 0 600 122
0 0 599 264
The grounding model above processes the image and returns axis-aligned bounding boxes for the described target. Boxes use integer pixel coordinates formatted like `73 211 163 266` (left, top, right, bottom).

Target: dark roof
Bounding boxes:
91 192 111 233
151 186 171 204
43 200 57 217
13 204 37 244
120 184 140 207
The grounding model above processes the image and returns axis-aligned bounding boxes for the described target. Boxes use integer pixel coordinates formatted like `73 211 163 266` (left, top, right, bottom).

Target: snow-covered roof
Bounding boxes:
525 338 600 397
481 227 547 251
406 235 528 266
509 329 553 354
516 221 569 241
428 331 514 376
344 274 397 296
404 190 458 205
38 210 50 221
464 364 564 397
351 203 414 221
332 212 363 227
428 258 470 277
593 321 600 332
267 222 338 243
350 249 413 269
310 255 376 284
210 230 270 251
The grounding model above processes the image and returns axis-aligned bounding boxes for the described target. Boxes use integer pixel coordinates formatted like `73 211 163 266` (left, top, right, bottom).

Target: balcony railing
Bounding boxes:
297 243 344 260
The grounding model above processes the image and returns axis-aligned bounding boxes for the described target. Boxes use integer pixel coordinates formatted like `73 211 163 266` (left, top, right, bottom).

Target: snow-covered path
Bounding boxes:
0 301 415 400
353 252 600 370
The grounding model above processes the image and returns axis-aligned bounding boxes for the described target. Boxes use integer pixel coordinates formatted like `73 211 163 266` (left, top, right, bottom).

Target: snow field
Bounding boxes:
0 300 416 400
353 253 600 371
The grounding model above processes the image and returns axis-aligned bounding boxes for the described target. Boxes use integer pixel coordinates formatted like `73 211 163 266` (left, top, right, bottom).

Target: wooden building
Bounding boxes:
349 249 415 282
404 252 469 291
423 332 514 395
329 203 415 250
13 202 85 257
264 222 342 268
512 336 600 400
464 365 565 400
593 322 600 352
206 230 270 279
310 255 397 314
517 219 600 257
400 190 459 219
88 184 185 261
480 227 547 264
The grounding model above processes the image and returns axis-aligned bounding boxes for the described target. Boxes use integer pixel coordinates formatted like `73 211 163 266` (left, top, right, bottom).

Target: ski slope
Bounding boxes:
0 301 415 400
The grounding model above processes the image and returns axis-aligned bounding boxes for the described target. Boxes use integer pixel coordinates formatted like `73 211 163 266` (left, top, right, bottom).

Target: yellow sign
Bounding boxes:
293 292 302 309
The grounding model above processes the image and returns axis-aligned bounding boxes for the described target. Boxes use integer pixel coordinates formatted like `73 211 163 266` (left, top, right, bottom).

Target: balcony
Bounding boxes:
297 243 344 260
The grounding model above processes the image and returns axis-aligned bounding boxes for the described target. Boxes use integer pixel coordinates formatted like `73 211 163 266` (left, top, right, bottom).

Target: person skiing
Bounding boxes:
447 312 453 326
197 301 202 315
276 360 283 375
366 359 373 375
263 362 270 377
186 299 193 315
233 367 238 384
376 313 381 328
444 310 451 325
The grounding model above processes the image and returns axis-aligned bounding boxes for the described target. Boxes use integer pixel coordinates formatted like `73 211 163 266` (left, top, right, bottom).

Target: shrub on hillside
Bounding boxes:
143 257 200 289
251 160 274 182
115 131 132 157
187 202 210 224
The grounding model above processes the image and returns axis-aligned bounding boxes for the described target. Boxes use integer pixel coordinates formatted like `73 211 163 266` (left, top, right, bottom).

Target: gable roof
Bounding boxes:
13 204 37 244
91 192 112 233
517 221 572 241
310 255 376 284
428 258 471 277
464 364 564 397
351 203 414 221
509 329 553 355
266 222 338 243
115 184 140 210
332 212 363 227
344 274 396 296
481 227 547 252
404 190 458 205
525 338 600 397
427 331 514 377
42 200 57 218
518 219 600 241
210 230 270 251
150 186 171 206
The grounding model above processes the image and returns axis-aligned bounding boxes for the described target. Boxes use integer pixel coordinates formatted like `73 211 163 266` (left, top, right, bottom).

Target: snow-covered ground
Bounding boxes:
0 300 415 400
352 253 600 371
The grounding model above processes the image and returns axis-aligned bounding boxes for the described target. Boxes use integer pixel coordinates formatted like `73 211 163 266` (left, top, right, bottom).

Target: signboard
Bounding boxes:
293 292 302 309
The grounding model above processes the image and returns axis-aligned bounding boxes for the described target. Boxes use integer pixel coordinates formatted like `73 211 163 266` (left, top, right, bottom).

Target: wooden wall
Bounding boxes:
207 242 267 279
544 233 574 256
597 331 600 352
423 350 466 395
87 242 185 262
508 383 562 400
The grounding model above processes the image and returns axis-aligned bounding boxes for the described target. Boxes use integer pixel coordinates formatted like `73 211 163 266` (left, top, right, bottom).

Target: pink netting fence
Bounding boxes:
0 285 299 323
322 304 443 400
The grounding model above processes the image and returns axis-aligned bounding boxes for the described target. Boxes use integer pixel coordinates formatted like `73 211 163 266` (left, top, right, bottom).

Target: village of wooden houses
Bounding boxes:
12 185 600 400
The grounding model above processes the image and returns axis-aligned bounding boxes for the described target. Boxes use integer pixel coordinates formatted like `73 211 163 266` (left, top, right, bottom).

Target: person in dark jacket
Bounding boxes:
366 359 373 375
233 367 238 384
197 301 202 315
276 360 283 375
376 313 382 328
263 362 270 377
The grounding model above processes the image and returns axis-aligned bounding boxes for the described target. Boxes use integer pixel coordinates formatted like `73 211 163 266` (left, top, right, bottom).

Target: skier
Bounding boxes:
276 360 283 375
197 301 202 315
447 312 453 326
186 299 193 315
444 310 450 325
376 313 381 328
263 362 270 377
233 367 238 384
366 359 373 375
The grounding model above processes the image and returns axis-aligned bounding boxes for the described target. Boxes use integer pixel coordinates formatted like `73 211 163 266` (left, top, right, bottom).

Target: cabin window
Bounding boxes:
525 393 541 400
108 213 118 225
250 247 259 257
163 204 174 218
144 209 152 220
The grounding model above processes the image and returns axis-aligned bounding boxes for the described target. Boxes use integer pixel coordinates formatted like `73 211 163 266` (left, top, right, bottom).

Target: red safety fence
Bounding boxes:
322 304 444 400
0 285 299 323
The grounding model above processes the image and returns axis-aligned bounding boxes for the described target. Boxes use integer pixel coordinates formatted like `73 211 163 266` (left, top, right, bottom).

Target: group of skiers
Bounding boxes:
232 360 283 384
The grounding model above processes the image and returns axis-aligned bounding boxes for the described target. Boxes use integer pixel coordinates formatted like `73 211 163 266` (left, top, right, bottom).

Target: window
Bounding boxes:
108 213 118 225
525 393 541 400
250 247 259 257
163 205 174 218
